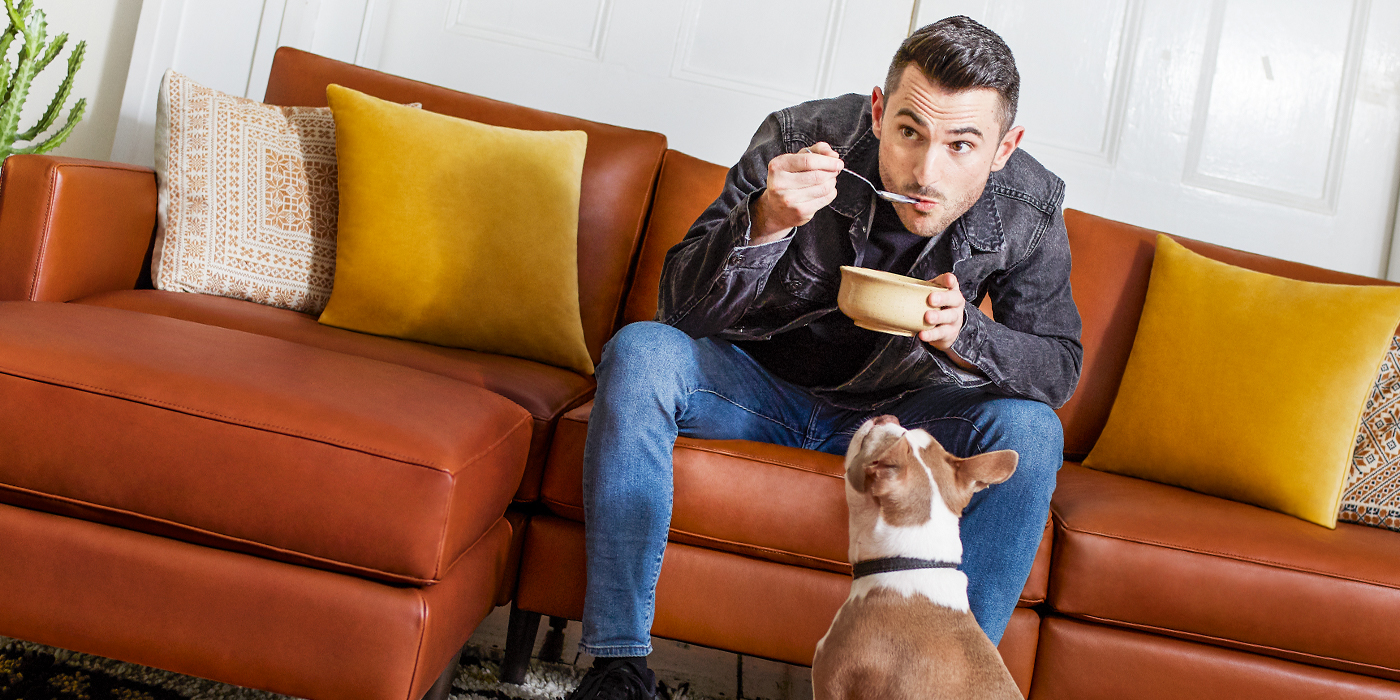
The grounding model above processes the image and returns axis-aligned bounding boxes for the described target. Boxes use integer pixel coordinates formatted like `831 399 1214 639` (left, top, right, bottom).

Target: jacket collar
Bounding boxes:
826 127 1006 254
954 185 1005 253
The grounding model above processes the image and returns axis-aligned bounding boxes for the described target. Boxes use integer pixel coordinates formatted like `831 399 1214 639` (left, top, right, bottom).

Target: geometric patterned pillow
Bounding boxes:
152 69 341 315
1341 333 1400 531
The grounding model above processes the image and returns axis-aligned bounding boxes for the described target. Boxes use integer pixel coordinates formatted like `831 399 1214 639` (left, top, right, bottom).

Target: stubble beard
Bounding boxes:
879 163 991 239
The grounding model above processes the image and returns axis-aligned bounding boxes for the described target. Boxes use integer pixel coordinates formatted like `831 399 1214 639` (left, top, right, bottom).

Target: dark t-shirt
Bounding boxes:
736 198 929 388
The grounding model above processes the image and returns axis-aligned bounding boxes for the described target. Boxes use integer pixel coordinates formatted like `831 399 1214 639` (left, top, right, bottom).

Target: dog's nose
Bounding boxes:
872 415 900 427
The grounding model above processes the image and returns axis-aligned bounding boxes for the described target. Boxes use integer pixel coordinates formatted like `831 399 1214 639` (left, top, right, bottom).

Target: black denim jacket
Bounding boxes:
657 94 1083 409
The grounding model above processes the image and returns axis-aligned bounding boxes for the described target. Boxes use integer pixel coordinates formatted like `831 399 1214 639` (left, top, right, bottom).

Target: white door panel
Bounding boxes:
367 0 913 166
917 0 1400 278
115 0 1400 277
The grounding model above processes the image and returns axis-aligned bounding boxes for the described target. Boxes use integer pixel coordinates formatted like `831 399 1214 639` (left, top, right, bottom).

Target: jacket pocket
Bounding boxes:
778 248 838 304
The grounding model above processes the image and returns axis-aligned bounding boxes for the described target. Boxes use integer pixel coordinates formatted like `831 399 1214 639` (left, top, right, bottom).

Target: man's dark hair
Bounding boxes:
884 16 1019 134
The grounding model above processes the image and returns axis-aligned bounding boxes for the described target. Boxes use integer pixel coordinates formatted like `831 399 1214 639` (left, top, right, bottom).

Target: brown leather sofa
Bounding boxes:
510 155 1400 698
0 47 1396 700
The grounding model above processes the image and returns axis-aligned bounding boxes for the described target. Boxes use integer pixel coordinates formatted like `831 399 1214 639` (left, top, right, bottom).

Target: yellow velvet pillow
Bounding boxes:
1083 235 1400 527
318 84 593 375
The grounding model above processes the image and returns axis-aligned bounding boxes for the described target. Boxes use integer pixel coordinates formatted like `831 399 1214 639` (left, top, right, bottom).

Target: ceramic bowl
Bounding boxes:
837 266 945 337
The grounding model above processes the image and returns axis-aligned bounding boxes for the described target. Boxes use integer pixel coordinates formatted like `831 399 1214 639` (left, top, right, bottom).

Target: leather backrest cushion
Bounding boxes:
1060 209 1392 458
263 47 667 365
624 150 729 324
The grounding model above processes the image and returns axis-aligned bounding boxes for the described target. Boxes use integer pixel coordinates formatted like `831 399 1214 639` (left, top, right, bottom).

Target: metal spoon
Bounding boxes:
800 147 922 204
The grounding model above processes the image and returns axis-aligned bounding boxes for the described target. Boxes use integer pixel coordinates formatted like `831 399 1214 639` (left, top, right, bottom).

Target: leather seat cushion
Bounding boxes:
1032 617 1400 699
1050 463 1400 680
0 301 532 585
542 401 1052 604
75 289 596 502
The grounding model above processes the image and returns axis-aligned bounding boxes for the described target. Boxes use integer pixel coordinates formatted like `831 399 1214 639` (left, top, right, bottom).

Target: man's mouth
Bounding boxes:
909 197 937 213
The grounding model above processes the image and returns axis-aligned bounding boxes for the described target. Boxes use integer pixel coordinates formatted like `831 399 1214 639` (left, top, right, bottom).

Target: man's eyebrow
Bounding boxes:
894 107 926 127
893 108 985 139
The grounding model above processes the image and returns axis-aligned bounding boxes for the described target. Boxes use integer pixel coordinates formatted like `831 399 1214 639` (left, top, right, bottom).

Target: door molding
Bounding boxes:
109 0 369 166
1181 0 1370 214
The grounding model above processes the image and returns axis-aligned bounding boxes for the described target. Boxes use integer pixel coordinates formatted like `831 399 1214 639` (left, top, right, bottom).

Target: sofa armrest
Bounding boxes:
0 155 157 302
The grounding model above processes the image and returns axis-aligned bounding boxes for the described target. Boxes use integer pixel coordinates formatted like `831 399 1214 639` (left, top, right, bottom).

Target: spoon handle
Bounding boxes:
799 146 920 204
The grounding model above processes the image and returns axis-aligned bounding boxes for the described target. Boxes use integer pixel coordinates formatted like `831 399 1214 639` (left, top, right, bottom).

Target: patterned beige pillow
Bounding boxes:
1342 334 1400 531
153 69 339 314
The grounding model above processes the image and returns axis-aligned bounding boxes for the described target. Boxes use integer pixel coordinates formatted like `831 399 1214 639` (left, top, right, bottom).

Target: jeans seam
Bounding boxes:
581 643 654 656
690 388 804 435
832 414 986 443
802 403 826 450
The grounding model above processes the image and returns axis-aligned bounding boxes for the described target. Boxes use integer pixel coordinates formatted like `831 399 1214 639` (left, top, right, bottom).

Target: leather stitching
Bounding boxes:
26 164 60 300
23 161 152 301
0 482 434 585
1065 612 1400 676
431 418 532 579
0 364 532 472
678 441 843 478
1054 512 1400 591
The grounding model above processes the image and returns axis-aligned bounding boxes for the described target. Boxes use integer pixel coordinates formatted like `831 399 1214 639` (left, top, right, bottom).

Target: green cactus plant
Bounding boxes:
0 0 85 159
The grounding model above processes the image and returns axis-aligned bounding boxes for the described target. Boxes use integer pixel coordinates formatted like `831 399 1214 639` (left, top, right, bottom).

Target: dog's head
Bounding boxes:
844 415 1018 525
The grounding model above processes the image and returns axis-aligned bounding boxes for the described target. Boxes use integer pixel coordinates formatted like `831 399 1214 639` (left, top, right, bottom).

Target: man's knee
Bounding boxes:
599 322 694 378
977 398 1063 474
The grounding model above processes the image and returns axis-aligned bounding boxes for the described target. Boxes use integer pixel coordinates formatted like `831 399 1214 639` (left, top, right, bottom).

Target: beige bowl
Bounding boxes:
837 266 945 337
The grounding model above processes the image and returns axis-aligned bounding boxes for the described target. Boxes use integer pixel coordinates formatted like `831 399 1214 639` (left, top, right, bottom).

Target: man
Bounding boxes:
567 16 1081 700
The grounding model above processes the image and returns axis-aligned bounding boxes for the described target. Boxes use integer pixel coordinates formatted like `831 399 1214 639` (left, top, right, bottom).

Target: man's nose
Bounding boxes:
913 147 944 187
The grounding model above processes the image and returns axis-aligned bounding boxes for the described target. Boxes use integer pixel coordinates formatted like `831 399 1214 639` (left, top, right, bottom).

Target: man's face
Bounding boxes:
871 65 1024 238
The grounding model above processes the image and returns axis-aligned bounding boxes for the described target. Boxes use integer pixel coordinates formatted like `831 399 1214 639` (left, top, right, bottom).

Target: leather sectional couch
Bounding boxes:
0 48 1395 700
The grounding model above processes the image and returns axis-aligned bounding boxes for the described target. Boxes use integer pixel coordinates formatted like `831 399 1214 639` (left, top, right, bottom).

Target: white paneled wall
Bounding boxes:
918 0 1400 278
113 0 1400 278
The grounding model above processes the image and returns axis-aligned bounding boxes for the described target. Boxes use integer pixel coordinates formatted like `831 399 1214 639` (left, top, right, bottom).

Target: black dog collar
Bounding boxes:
851 556 961 579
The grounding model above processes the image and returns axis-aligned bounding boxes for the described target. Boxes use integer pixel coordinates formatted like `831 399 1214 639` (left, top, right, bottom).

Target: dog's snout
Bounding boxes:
872 415 900 427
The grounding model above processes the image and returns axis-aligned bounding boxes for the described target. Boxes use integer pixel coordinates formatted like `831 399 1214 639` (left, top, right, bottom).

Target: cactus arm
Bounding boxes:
17 37 79 142
32 29 61 73
0 14 19 65
0 3 40 153
0 1 17 129
2 0 21 34
0 0 86 159
15 96 82 154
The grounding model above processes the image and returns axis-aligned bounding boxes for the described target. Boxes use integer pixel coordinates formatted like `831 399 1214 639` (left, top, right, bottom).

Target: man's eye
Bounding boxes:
900 126 919 139
950 141 973 153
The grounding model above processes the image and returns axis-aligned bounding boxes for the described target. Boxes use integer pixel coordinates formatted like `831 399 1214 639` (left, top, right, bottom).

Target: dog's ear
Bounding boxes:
953 449 1018 494
865 437 914 498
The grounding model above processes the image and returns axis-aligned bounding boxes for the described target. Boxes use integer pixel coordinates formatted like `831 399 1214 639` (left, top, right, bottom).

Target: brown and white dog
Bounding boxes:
812 415 1022 700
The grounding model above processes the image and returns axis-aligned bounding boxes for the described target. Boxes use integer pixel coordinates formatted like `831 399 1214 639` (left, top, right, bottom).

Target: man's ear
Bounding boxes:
954 449 1018 494
989 125 1024 172
870 86 885 141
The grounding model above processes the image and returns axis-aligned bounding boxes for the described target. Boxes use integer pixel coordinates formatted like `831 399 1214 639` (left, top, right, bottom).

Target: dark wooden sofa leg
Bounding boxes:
500 602 543 684
422 652 460 700
538 616 569 663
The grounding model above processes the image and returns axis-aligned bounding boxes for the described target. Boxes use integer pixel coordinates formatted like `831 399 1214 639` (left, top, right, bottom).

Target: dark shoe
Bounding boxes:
565 659 657 700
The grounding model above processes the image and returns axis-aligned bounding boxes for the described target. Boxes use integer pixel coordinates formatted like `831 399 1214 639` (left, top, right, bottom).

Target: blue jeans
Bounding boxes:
580 322 1061 656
